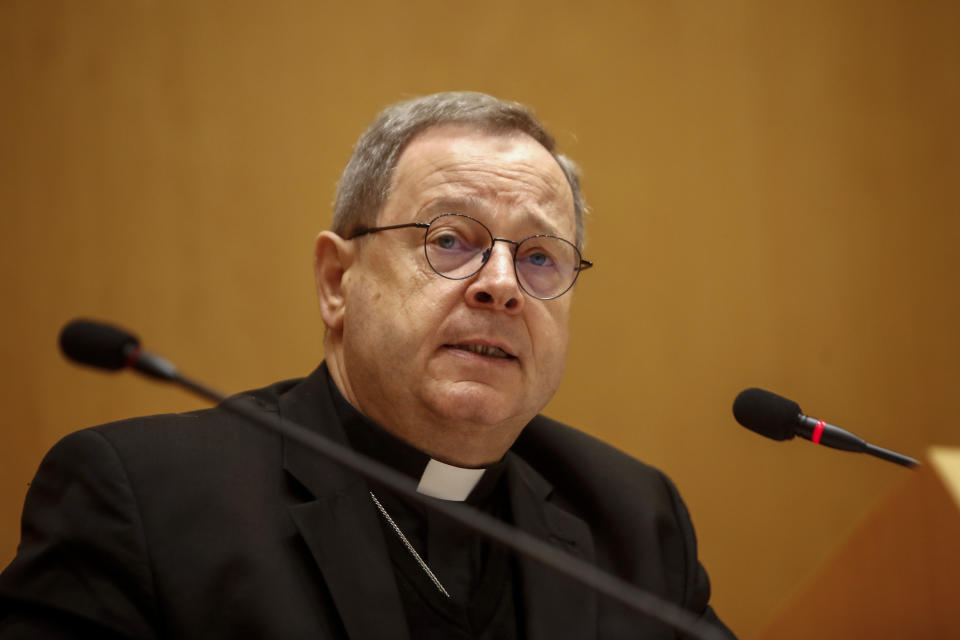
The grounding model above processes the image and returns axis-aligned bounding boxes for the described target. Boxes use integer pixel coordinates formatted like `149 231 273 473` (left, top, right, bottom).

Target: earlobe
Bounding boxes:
314 231 354 332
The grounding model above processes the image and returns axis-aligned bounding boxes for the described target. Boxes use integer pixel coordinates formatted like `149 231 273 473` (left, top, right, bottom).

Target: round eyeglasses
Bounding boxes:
348 214 593 300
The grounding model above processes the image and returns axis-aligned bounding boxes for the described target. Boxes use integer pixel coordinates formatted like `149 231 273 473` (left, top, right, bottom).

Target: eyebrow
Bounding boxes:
419 197 564 238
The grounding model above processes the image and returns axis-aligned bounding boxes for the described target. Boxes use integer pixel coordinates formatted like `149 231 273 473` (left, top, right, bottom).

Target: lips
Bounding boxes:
445 343 517 359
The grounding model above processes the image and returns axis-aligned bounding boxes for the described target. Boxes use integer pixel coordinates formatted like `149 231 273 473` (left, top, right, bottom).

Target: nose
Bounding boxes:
464 242 524 312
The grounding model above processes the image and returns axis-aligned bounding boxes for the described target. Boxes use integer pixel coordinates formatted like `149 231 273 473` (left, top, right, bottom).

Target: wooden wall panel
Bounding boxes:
2 2 957 637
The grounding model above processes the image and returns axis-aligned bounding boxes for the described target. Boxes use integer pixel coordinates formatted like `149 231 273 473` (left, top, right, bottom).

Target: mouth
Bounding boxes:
445 343 517 360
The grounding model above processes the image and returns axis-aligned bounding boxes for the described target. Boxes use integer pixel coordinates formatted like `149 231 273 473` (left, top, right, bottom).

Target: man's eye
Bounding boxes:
525 252 555 268
434 234 459 250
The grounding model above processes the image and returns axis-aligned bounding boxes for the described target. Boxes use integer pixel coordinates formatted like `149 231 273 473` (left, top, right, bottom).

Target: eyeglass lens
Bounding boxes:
424 214 581 299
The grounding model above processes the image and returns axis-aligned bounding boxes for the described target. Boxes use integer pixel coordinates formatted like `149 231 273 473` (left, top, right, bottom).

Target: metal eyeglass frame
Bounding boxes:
347 213 593 300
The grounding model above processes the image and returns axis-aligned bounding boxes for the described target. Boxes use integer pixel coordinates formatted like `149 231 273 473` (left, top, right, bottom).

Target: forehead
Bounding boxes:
384 124 576 238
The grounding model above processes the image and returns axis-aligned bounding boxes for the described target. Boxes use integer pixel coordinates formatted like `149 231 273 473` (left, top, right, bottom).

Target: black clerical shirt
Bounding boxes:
328 380 521 639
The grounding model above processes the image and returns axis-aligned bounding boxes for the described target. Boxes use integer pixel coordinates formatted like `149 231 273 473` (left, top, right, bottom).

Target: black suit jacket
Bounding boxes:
0 365 732 639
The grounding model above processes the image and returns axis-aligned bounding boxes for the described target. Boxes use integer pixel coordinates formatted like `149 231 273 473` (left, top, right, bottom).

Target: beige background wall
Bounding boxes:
1 2 957 637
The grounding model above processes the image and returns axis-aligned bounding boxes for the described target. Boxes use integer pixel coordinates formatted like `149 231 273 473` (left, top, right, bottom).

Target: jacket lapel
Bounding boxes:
279 366 410 640
273 365 599 639
506 454 598 640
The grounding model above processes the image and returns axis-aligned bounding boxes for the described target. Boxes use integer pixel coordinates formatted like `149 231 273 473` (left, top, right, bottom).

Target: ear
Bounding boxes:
314 230 355 332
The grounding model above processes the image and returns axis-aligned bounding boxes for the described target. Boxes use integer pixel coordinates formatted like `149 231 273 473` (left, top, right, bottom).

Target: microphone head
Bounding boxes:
59 319 140 371
733 388 801 441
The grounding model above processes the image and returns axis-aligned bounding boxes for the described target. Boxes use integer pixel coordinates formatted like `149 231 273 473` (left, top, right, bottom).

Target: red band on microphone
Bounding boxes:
125 347 141 369
812 420 825 444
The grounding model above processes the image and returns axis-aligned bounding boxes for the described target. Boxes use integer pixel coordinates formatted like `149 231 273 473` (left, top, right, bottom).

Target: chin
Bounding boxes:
425 380 529 428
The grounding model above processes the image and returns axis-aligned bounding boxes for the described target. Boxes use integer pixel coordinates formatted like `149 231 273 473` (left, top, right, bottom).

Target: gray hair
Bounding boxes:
332 92 587 249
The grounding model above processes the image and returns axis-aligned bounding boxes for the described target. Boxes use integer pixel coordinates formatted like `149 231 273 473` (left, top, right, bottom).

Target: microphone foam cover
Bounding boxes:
733 388 801 441
59 319 139 370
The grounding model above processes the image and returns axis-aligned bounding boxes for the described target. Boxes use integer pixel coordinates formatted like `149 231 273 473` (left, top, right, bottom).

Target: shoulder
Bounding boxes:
513 414 681 508
0 373 318 637
24 374 314 531
513 415 721 625
512 415 696 573
67 376 305 463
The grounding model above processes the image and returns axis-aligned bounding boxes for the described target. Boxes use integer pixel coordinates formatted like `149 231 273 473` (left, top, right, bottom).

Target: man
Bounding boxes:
0 92 734 638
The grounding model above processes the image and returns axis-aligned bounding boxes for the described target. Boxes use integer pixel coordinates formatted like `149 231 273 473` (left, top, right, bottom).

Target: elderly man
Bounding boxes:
0 92 733 638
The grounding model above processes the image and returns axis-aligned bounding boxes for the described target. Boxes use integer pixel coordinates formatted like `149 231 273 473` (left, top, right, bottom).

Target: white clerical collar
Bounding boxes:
416 458 486 501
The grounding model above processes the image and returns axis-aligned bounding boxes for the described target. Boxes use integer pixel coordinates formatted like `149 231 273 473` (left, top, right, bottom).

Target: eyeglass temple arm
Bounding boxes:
347 222 429 240
578 259 594 271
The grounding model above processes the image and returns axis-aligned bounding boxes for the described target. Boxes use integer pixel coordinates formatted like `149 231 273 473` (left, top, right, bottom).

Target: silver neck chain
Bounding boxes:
370 491 451 599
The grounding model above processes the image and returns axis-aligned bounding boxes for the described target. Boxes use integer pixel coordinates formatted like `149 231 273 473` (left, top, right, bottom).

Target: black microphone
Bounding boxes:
58 318 729 640
733 387 918 468
60 319 181 383
59 319 139 371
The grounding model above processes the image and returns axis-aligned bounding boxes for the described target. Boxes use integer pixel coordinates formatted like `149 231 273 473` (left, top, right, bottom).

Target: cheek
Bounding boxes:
545 303 572 353
542 334 570 384
530 311 571 379
350 273 453 354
